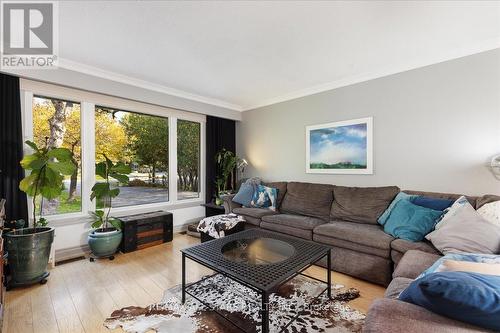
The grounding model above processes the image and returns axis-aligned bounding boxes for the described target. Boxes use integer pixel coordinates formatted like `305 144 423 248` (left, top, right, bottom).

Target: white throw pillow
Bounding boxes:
477 201 500 227
426 200 500 255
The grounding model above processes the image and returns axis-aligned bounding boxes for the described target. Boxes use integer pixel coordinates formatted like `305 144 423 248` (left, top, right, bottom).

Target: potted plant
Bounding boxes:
7 140 76 287
88 155 131 260
214 149 242 205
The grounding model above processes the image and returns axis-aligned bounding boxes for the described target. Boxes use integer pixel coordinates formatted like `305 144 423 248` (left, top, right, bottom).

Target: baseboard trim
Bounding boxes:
55 244 90 264
54 218 203 263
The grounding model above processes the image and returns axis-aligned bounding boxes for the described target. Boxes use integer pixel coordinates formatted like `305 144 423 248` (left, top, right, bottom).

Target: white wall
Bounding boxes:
237 49 500 196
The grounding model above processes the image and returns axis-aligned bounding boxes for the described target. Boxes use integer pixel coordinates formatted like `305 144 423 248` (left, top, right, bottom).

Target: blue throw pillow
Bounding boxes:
418 252 500 278
399 272 500 331
383 200 442 242
251 185 279 211
410 196 454 211
378 192 416 226
232 183 255 207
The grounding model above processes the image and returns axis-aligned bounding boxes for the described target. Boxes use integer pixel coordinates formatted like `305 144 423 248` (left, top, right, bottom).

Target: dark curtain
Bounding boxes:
0 73 28 223
205 116 235 203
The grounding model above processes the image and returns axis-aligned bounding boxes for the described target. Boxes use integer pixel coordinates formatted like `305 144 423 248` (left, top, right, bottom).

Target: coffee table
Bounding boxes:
181 229 332 333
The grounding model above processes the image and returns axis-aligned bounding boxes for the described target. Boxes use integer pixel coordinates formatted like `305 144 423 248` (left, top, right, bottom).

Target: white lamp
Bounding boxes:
491 154 500 180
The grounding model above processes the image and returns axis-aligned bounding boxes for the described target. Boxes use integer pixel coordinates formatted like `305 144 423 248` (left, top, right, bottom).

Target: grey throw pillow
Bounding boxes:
426 201 500 255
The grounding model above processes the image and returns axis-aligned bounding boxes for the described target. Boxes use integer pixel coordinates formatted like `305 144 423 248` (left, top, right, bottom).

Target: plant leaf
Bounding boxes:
109 173 129 183
47 148 72 161
19 172 40 196
90 182 110 201
109 217 122 230
47 160 76 175
109 188 120 198
39 184 62 199
110 162 131 174
95 162 107 179
91 219 103 229
25 140 39 152
20 153 46 170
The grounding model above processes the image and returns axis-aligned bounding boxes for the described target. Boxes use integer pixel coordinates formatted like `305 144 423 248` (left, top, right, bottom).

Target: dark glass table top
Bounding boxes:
221 237 296 265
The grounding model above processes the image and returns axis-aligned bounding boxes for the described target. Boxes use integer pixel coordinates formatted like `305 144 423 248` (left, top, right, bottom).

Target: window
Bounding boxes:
177 119 201 200
23 80 205 220
95 107 169 207
32 96 82 215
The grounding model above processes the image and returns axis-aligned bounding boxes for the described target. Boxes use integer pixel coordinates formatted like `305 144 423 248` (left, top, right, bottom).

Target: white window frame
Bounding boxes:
20 79 206 225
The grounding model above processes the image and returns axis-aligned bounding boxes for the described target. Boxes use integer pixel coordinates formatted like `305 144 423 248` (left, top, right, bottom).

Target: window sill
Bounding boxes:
45 199 205 227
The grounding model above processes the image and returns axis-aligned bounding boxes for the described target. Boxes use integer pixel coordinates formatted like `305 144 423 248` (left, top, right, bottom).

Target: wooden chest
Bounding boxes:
119 211 173 253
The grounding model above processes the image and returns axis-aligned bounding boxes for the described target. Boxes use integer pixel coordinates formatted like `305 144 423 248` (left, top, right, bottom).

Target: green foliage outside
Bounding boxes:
121 113 169 184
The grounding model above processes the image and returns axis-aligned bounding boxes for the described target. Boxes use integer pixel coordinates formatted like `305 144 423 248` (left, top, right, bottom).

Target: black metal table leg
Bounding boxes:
182 252 186 304
327 249 332 299
261 291 269 333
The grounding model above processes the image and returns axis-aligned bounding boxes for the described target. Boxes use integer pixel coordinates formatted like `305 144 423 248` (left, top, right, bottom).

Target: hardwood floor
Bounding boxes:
3 234 385 333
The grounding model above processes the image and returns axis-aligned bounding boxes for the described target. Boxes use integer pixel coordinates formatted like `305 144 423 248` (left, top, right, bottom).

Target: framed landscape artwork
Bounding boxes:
306 117 373 174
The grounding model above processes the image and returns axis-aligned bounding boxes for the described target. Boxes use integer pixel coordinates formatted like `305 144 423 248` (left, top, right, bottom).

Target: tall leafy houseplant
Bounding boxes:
8 140 76 287
20 140 77 227
214 149 242 204
88 155 131 259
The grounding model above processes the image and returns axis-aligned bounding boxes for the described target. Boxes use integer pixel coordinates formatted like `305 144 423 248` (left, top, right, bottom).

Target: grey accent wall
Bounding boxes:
237 49 500 195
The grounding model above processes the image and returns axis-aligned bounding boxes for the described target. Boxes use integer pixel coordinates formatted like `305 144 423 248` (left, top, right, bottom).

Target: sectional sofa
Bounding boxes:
223 181 499 332
362 250 493 332
222 181 497 286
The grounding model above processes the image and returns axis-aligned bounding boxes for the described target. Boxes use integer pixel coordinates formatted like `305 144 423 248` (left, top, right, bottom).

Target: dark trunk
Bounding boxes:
67 168 78 202
67 142 79 202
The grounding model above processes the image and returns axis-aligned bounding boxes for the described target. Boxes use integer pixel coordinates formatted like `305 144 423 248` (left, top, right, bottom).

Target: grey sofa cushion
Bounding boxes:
242 215 262 226
393 250 442 279
280 182 334 221
263 181 287 208
363 298 491 333
385 277 413 299
232 207 279 219
315 244 393 286
260 222 312 240
314 221 394 251
476 194 500 209
331 186 400 224
261 214 326 230
391 238 439 255
314 234 389 258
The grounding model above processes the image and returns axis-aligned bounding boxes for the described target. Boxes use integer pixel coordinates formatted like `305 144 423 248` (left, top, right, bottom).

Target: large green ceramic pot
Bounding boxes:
88 228 122 257
5 227 55 286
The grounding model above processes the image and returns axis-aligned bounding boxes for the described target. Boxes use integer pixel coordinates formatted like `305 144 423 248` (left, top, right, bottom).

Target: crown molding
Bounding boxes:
241 39 500 111
55 38 500 113
57 58 244 112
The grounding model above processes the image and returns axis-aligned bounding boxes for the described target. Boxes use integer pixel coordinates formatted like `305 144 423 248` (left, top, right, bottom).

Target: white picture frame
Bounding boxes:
306 117 373 174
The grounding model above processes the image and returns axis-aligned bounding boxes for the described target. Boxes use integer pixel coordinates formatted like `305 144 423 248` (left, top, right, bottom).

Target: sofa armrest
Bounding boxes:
363 298 491 333
393 250 442 279
221 194 242 214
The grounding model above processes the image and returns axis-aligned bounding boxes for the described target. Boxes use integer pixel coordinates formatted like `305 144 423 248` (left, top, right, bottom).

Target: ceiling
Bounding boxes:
58 1 500 111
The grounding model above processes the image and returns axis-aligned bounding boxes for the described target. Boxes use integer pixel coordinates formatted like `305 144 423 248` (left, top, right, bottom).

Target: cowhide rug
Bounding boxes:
104 274 365 333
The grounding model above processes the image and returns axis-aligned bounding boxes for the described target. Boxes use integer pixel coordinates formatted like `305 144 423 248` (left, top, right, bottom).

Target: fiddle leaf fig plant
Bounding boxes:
19 140 77 228
89 154 131 230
